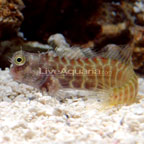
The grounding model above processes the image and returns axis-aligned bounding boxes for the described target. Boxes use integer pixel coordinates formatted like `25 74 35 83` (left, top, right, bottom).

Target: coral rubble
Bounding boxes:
0 0 24 40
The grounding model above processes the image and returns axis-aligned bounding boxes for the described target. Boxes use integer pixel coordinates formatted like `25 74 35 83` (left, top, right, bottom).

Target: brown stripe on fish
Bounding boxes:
114 90 118 101
101 57 109 65
99 58 108 88
65 74 73 81
120 66 131 83
87 74 96 81
53 56 60 63
118 87 124 104
118 65 128 82
128 77 136 103
110 88 118 105
117 69 123 81
124 85 129 102
103 65 111 87
80 79 86 89
103 59 112 88
61 57 67 64
95 65 103 89
84 80 96 89
128 80 135 103
92 57 99 64
77 58 84 66
74 74 83 82
110 59 118 66
114 87 124 104
83 58 92 65
58 78 70 87
94 73 98 89
84 65 94 78
110 66 117 87
75 66 83 75
70 65 85 88
70 59 76 66
117 62 125 69
112 61 125 87
66 65 75 76
84 75 96 89
111 75 138 105
72 80 83 88
58 64 65 71
40 76 52 92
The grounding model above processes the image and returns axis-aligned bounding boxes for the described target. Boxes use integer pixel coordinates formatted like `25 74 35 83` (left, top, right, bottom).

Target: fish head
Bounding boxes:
10 50 44 88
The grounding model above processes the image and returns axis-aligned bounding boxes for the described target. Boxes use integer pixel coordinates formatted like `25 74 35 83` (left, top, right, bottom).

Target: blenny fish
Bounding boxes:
10 41 138 106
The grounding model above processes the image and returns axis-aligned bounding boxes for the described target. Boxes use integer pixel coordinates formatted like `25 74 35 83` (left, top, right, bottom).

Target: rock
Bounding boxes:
0 0 24 40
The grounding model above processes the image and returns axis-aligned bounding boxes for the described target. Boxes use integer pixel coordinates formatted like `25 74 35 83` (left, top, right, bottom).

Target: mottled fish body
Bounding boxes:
10 44 138 106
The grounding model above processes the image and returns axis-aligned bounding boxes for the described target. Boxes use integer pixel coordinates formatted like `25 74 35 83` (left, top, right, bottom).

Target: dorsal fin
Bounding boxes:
53 42 133 64
55 47 86 59
55 46 95 59
94 44 133 64
81 48 95 58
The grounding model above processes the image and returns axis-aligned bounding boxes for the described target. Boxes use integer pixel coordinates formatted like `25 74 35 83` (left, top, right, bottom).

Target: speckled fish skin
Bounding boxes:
10 46 138 106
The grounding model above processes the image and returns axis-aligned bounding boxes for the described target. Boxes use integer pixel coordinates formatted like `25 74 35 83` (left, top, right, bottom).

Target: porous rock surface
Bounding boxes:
0 0 24 39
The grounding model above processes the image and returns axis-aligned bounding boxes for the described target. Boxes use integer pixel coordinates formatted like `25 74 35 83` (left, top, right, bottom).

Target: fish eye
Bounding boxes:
14 54 26 66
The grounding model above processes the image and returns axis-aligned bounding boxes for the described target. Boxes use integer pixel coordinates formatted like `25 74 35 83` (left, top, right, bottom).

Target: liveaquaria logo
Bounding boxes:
38 67 112 76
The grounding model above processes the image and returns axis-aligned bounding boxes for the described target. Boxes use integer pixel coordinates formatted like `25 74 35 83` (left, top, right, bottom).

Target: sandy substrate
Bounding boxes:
0 68 144 144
